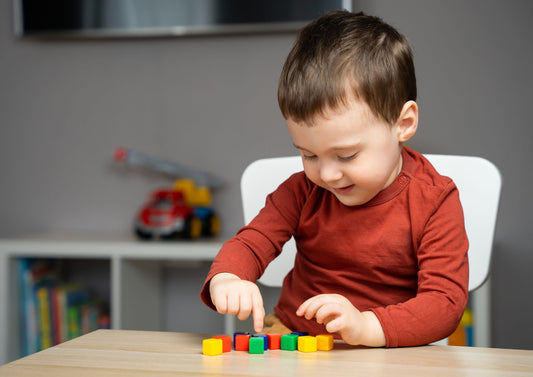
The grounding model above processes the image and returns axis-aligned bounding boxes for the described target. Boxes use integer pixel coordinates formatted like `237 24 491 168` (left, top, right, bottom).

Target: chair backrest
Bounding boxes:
241 154 501 292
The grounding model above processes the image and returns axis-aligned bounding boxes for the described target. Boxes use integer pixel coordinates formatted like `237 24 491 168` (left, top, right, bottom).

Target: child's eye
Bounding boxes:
338 153 357 162
302 154 317 161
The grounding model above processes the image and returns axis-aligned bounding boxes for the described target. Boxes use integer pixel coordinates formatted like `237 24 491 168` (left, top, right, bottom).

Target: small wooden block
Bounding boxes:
249 336 265 354
234 334 251 351
266 333 281 350
298 336 317 353
212 335 232 352
280 334 299 351
202 338 223 356
316 334 334 351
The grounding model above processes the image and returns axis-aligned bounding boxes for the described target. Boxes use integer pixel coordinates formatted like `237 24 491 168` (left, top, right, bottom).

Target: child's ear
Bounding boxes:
396 100 418 143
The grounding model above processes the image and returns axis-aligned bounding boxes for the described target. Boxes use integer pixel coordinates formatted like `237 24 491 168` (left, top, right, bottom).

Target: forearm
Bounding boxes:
371 289 467 347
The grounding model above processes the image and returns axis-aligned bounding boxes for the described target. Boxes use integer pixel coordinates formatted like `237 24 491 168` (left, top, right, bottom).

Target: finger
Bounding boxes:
252 292 265 333
226 292 240 316
238 294 252 321
314 302 341 324
296 295 321 317
212 293 228 315
324 316 344 334
299 295 331 320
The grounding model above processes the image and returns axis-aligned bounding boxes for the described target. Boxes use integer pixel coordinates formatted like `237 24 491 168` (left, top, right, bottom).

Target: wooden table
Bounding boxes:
1 330 532 376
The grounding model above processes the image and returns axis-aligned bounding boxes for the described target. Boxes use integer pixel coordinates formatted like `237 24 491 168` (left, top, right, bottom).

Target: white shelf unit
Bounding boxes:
0 234 225 365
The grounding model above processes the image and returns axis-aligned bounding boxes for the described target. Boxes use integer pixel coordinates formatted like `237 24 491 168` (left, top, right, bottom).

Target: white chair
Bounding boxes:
241 154 502 344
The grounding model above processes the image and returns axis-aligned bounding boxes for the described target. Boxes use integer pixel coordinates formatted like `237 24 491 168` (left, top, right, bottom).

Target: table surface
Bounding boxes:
1 330 532 377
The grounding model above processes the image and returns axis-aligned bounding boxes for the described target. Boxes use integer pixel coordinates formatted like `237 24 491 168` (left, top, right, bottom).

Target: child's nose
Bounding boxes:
319 161 343 183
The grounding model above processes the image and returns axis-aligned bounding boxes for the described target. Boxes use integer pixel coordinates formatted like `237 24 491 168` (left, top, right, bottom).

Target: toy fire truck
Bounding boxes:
114 147 221 240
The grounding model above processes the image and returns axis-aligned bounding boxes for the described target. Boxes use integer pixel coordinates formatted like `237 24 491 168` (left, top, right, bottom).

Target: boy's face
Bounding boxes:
287 99 404 206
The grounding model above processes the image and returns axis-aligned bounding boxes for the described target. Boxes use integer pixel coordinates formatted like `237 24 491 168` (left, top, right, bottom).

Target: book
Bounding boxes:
18 258 107 355
19 259 56 355
36 286 52 350
19 259 38 356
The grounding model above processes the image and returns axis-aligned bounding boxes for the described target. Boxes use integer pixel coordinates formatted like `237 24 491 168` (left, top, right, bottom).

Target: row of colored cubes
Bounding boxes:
234 333 277 353
281 334 334 352
202 332 334 355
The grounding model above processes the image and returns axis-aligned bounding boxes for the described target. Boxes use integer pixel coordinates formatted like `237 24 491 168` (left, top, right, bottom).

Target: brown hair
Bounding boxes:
278 10 417 125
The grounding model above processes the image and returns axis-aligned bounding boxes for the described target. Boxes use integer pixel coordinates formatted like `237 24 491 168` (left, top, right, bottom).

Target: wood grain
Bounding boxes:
1 330 532 376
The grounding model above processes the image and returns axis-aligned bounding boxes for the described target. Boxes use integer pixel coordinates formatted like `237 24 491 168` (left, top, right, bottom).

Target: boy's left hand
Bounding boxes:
296 293 386 347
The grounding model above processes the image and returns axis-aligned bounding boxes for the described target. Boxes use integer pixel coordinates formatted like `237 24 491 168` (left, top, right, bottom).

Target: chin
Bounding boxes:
334 194 369 207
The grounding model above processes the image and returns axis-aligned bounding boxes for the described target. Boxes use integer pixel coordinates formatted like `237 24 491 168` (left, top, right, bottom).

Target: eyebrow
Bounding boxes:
292 142 360 152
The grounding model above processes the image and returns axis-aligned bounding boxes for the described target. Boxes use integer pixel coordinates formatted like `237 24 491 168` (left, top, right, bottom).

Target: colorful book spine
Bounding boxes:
19 259 38 356
36 287 52 350
18 258 109 355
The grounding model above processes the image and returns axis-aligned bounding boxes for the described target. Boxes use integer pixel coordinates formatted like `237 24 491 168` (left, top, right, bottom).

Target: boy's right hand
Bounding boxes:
209 272 265 333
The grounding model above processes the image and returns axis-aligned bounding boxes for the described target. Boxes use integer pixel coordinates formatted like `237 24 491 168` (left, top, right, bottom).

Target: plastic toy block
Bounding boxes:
233 332 250 348
234 334 251 351
252 334 268 350
266 333 281 350
291 331 309 336
212 335 232 353
202 338 223 356
280 334 299 351
298 336 317 353
249 336 265 354
316 334 334 351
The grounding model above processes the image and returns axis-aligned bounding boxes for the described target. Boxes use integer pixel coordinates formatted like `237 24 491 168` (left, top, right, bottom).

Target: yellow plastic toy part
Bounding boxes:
173 179 212 207
202 338 223 356
297 336 317 353
316 334 334 351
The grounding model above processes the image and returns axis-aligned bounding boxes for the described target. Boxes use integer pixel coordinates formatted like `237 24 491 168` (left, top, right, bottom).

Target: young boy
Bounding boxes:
200 10 468 347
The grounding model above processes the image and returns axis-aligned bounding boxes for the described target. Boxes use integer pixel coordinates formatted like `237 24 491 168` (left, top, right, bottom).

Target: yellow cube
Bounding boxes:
203 338 223 356
316 334 334 351
297 336 317 353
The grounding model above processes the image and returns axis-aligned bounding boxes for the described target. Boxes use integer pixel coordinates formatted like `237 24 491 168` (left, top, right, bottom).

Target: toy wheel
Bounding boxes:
135 228 153 240
161 231 179 240
184 216 202 239
202 214 221 236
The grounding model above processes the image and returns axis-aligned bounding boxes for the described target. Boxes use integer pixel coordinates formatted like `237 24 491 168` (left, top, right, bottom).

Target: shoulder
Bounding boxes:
270 171 318 204
403 147 455 193
402 147 461 216
402 148 466 243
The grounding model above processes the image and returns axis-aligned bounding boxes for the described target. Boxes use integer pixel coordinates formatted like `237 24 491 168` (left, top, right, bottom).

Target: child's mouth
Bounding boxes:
333 184 355 195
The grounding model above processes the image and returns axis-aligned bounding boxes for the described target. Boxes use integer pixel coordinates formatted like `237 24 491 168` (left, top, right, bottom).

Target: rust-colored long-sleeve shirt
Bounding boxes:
201 147 469 347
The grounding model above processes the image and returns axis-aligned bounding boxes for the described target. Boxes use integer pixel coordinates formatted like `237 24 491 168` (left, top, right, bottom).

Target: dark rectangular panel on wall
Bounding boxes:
14 0 352 38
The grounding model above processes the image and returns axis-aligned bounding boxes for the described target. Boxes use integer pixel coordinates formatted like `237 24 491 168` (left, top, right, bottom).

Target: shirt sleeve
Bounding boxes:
371 182 469 347
200 173 308 310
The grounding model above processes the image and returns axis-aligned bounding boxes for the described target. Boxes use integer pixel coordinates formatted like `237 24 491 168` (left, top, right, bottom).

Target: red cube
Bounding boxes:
266 333 281 350
234 334 251 351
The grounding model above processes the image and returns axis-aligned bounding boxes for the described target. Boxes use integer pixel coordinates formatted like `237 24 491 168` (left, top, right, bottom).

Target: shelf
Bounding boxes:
0 233 225 365
0 233 222 260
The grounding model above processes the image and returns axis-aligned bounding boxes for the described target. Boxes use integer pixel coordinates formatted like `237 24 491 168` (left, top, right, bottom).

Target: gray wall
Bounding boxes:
1 1 532 349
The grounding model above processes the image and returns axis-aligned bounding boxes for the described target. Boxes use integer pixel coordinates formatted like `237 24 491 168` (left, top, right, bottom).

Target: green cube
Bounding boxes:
249 336 265 354
280 334 299 351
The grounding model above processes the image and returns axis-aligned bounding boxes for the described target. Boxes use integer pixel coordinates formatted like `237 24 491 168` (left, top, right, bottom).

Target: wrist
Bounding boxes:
211 272 240 284
359 311 386 347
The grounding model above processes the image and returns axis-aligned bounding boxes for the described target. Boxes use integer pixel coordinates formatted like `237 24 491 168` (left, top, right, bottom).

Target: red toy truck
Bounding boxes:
114 147 221 240
134 180 220 240
135 189 201 239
